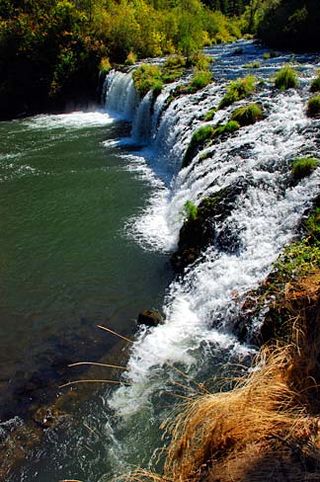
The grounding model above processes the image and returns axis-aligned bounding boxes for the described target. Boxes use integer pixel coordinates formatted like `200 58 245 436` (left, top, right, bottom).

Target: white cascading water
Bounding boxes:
104 70 139 120
102 40 320 475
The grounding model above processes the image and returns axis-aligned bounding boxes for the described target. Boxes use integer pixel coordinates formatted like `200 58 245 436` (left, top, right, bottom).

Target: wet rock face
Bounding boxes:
137 310 163 327
171 177 249 273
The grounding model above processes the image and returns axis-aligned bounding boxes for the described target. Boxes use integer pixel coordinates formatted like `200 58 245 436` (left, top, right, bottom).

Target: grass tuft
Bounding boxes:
183 200 198 222
274 65 298 90
244 60 260 69
291 157 319 180
231 103 263 126
202 108 216 121
214 120 240 136
190 70 212 90
310 70 320 93
307 94 320 117
218 75 256 109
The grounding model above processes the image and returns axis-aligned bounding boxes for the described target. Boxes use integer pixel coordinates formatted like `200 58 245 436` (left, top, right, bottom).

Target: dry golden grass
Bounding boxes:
161 343 320 482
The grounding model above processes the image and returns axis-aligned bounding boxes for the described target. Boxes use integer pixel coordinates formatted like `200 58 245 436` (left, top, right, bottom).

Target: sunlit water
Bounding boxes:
5 40 320 481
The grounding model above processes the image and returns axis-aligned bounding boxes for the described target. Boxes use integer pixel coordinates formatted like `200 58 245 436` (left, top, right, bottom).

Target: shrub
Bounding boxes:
161 55 186 84
164 54 186 69
274 65 298 90
125 51 137 66
203 108 216 121
231 103 263 126
291 157 319 180
214 120 240 136
99 57 112 74
306 95 320 117
132 64 163 97
190 70 213 90
310 72 320 93
218 75 256 109
183 200 198 221
188 52 213 71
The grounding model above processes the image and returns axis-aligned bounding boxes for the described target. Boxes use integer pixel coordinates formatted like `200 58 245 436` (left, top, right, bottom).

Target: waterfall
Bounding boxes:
104 70 139 120
101 40 320 472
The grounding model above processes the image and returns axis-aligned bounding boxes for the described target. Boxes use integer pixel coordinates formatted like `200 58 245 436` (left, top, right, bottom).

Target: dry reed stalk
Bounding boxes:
59 379 130 388
68 361 127 370
97 325 133 344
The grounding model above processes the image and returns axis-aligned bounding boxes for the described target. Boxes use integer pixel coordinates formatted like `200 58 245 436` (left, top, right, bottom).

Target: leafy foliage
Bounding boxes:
0 0 242 119
132 64 163 97
257 0 320 51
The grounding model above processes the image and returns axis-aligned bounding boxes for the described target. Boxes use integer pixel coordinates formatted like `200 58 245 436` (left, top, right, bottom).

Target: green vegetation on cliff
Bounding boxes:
0 0 241 119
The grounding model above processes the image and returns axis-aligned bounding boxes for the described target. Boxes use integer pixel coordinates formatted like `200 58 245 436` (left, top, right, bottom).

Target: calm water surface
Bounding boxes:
0 112 171 422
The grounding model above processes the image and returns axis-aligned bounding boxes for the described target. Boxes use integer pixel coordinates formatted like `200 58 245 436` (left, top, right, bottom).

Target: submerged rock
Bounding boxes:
137 310 163 327
32 406 65 429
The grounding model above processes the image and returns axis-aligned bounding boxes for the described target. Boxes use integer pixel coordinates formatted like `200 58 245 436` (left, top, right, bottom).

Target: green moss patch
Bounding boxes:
183 200 198 222
182 125 214 168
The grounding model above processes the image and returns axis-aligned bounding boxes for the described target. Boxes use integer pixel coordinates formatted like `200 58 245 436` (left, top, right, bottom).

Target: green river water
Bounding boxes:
0 111 171 478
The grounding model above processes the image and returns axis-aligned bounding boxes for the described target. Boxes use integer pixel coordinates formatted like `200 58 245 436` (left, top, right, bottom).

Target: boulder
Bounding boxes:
137 310 163 327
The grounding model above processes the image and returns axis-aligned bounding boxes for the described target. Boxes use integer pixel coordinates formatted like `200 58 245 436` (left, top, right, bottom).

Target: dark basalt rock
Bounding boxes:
171 177 249 273
137 310 163 327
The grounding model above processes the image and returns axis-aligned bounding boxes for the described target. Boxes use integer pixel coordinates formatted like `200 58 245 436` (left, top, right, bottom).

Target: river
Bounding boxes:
2 40 320 481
